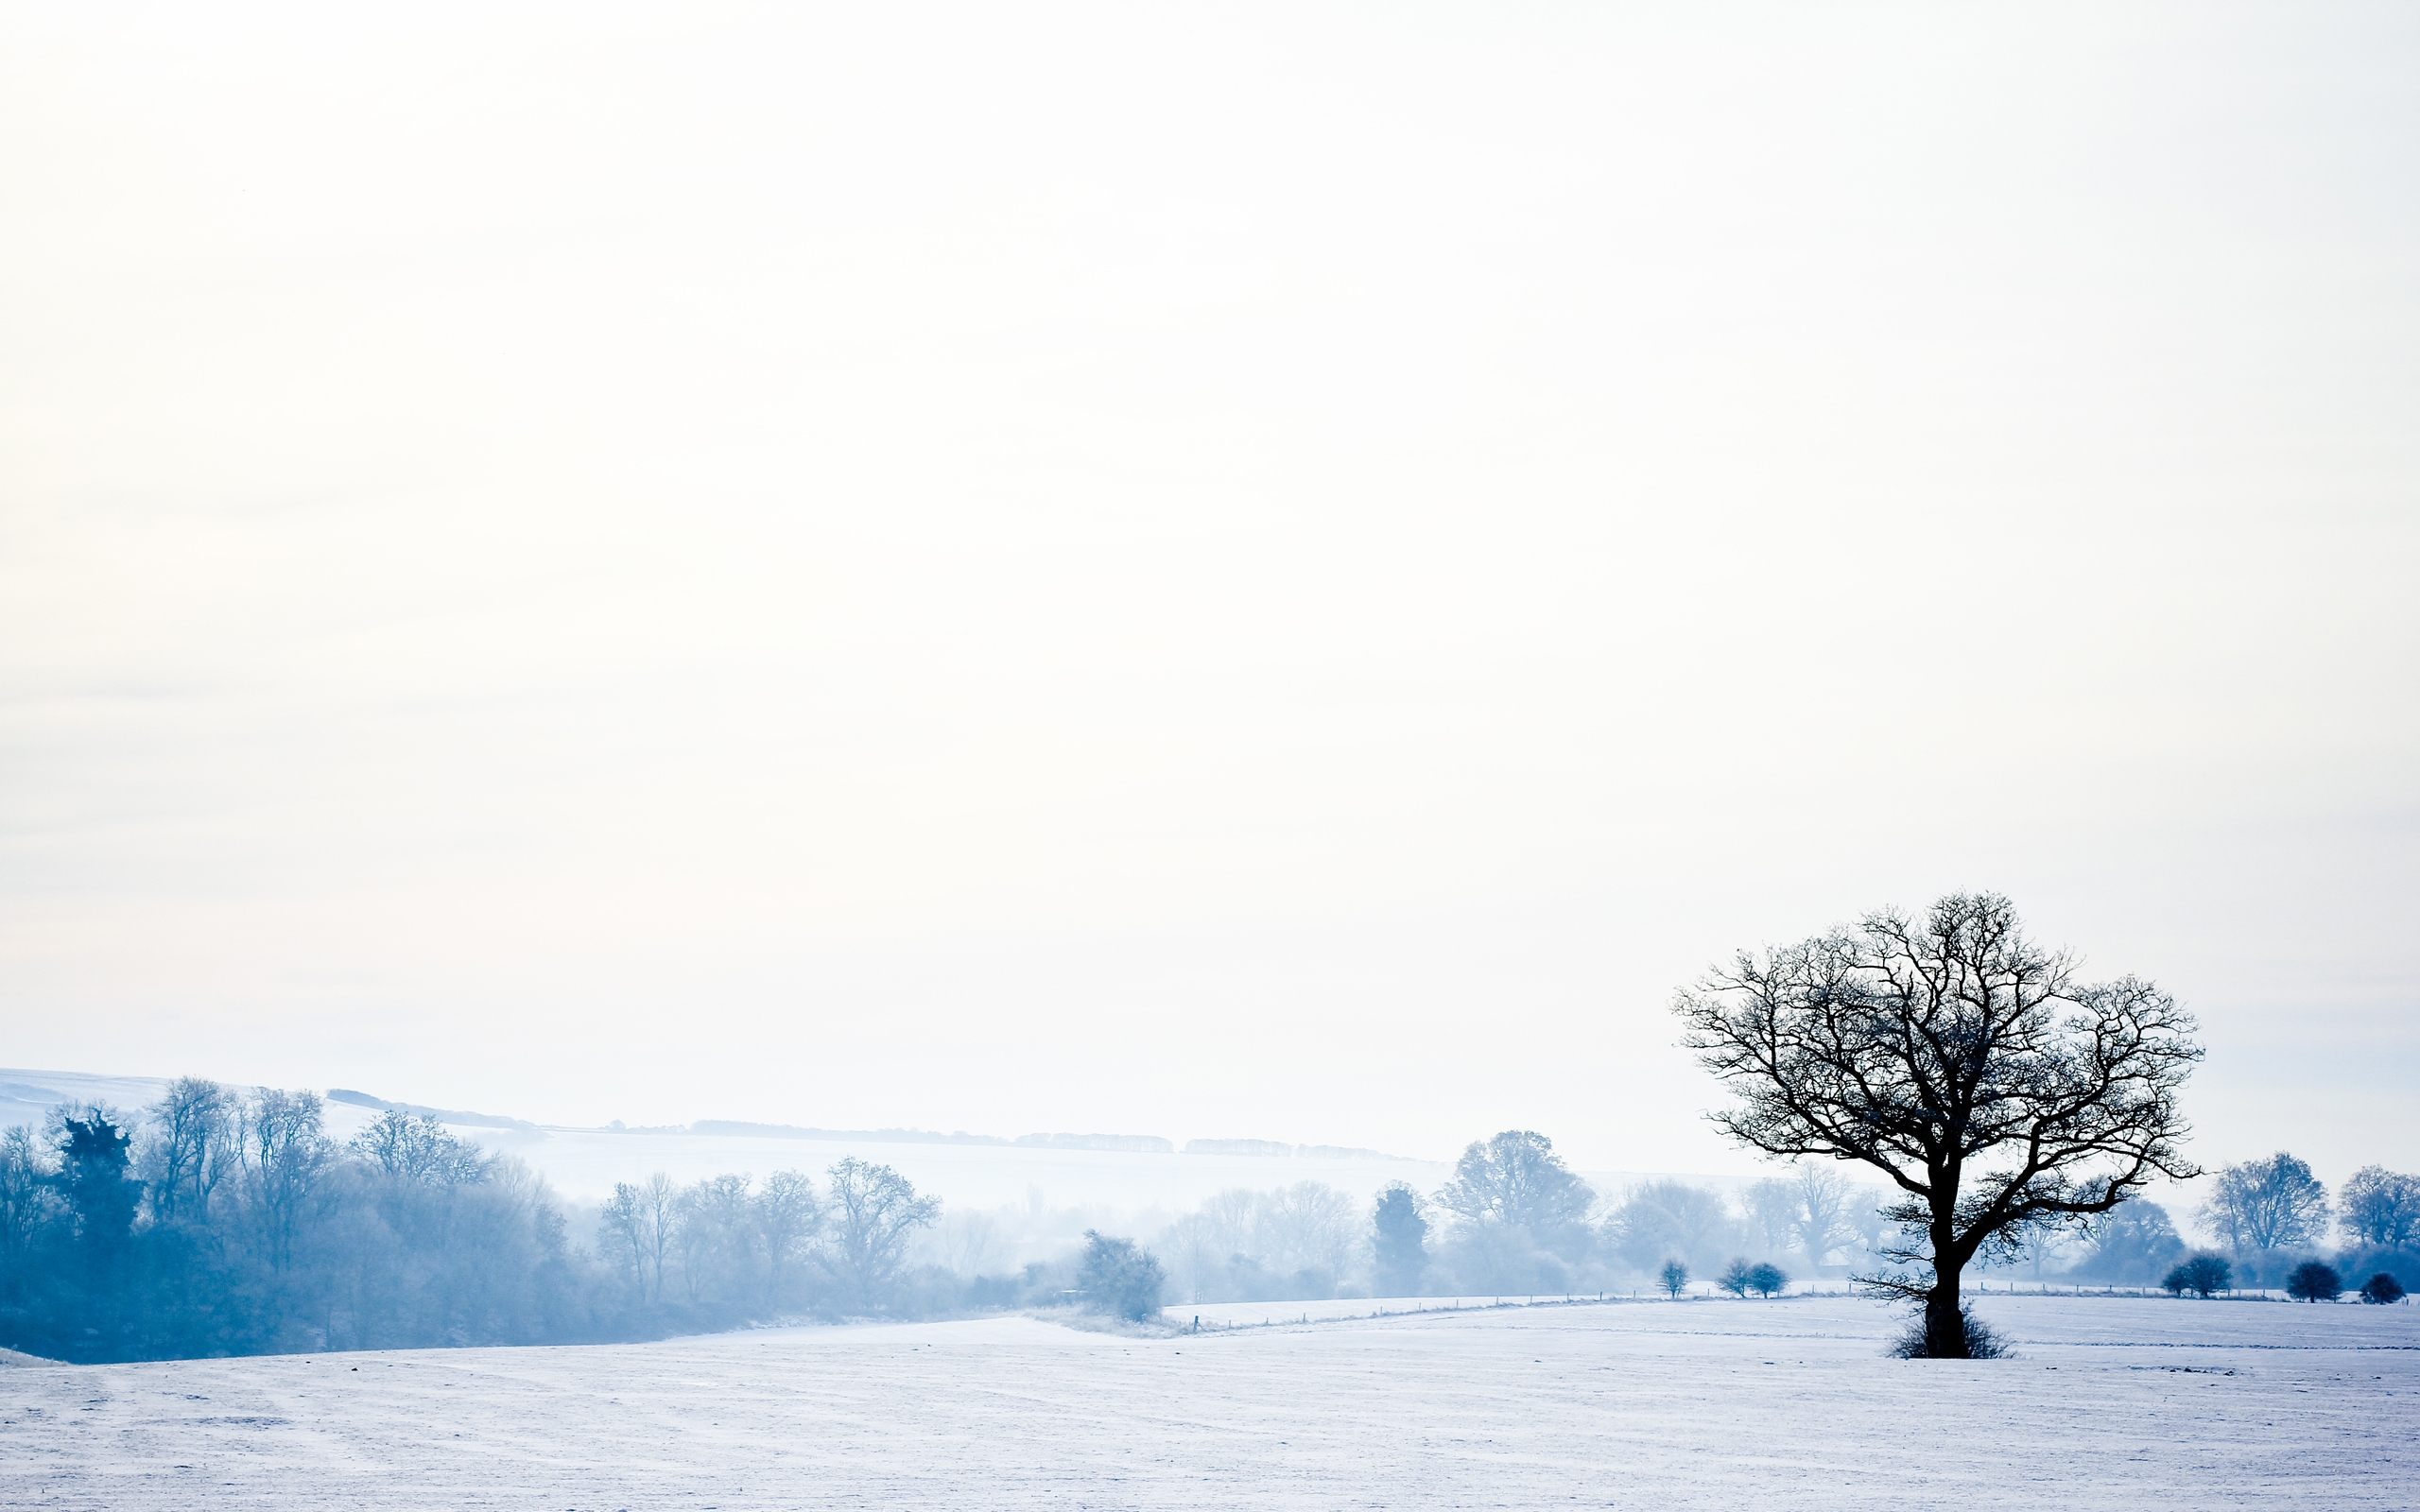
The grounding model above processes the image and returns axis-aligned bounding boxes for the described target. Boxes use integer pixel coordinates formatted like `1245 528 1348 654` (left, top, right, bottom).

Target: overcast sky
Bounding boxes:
3 3 2414 1180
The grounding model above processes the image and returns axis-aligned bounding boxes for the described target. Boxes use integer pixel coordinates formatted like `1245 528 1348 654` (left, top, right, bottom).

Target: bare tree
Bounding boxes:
2336 1166 2417 1250
1606 1180 1738 1275
1435 1131 1594 1238
0 1125 63 1288
141 1077 236 1224
1676 892 2202 1358
2196 1153 2329 1255
756 1169 821 1307
1256 1181 1357 1280
817 1158 940 1310
236 1088 336 1273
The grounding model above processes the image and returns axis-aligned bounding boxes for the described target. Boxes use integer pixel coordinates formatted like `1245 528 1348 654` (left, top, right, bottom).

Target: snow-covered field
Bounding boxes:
7 1295 2412 1509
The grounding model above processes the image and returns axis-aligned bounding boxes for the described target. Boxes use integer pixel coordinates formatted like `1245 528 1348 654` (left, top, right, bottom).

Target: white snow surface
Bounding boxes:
7 1295 2414 1509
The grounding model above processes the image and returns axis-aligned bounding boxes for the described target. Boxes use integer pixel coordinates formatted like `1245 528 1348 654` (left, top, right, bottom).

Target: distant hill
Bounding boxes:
326 1089 544 1134
1012 1132 1176 1154
688 1121 1010 1146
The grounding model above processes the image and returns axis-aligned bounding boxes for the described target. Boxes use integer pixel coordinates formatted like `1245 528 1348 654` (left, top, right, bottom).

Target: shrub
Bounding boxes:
1077 1231 1167 1321
2285 1261 2342 1303
2359 1272 2405 1305
1657 1259 1688 1297
1717 1258 1754 1297
1889 1305 2010 1359
1745 1262 1789 1297
2162 1253 2232 1297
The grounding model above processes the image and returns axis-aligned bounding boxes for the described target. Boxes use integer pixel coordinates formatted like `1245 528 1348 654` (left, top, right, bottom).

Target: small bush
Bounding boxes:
1717 1258 1754 1297
2359 1272 2405 1305
1745 1262 1789 1297
1889 1305 2011 1359
2162 1253 2232 1297
2286 1261 2342 1303
1077 1230 1167 1321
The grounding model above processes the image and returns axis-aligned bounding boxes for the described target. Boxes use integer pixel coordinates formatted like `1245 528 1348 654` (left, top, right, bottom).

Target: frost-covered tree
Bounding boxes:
2197 1153 2328 1255
1677 892 2203 1358
1717 1257 1754 1297
2339 1167 2420 1250
1657 1258 1688 1297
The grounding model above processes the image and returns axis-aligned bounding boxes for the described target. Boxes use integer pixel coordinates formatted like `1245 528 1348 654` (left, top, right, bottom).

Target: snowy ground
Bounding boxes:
7 1295 2413 1510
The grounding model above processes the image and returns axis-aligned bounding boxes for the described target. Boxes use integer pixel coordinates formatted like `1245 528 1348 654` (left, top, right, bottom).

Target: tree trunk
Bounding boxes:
1923 1272 1967 1358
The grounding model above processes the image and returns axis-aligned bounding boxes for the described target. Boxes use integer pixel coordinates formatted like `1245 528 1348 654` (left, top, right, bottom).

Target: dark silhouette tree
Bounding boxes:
2162 1253 2231 1297
55 1111 137 1258
1717 1257 1754 1297
1078 1230 1167 1320
1370 1183 1429 1297
2359 1272 2405 1305
1677 892 2202 1358
1657 1258 1688 1297
2285 1260 2342 1302
1746 1262 1789 1297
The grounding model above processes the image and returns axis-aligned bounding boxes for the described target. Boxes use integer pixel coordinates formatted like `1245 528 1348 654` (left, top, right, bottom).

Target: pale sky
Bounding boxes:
3 3 2415 1184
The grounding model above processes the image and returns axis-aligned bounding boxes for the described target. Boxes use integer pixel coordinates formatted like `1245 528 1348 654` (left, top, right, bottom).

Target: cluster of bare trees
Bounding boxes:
596 1159 938 1314
0 1078 954 1364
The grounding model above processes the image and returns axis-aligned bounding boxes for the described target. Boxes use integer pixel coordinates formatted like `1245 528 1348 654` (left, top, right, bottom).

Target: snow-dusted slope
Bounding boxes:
6 1296 2411 1509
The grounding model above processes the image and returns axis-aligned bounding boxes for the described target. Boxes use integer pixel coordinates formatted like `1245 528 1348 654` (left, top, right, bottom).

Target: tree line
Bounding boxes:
0 1078 968 1363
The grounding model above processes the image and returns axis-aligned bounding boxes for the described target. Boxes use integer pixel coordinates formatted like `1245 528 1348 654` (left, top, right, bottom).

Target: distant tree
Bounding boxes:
0 1127 61 1294
1746 1167 1863 1271
1657 1259 1688 1297
52 1109 138 1258
1258 1181 1357 1284
2071 1200 2186 1286
1743 1179 1801 1259
817 1158 941 1310
2197 1153 2328 1255
756 1170 821 1308
1717 1257 1754 1297
1677 892 2203 1358
1370 1183 1429 1296
1078 1230 1167 1321
2285 1260 2342 1302
2161 1253 2231 1297
2359 1272 2405 1305
140 1077 235 1224
234 1088 336 1273
1607 1181 1739 1275
1435 1131 1595 1244
2339 1167 2420 1249
350 1109 491 1189
1745 1262 1789 1297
